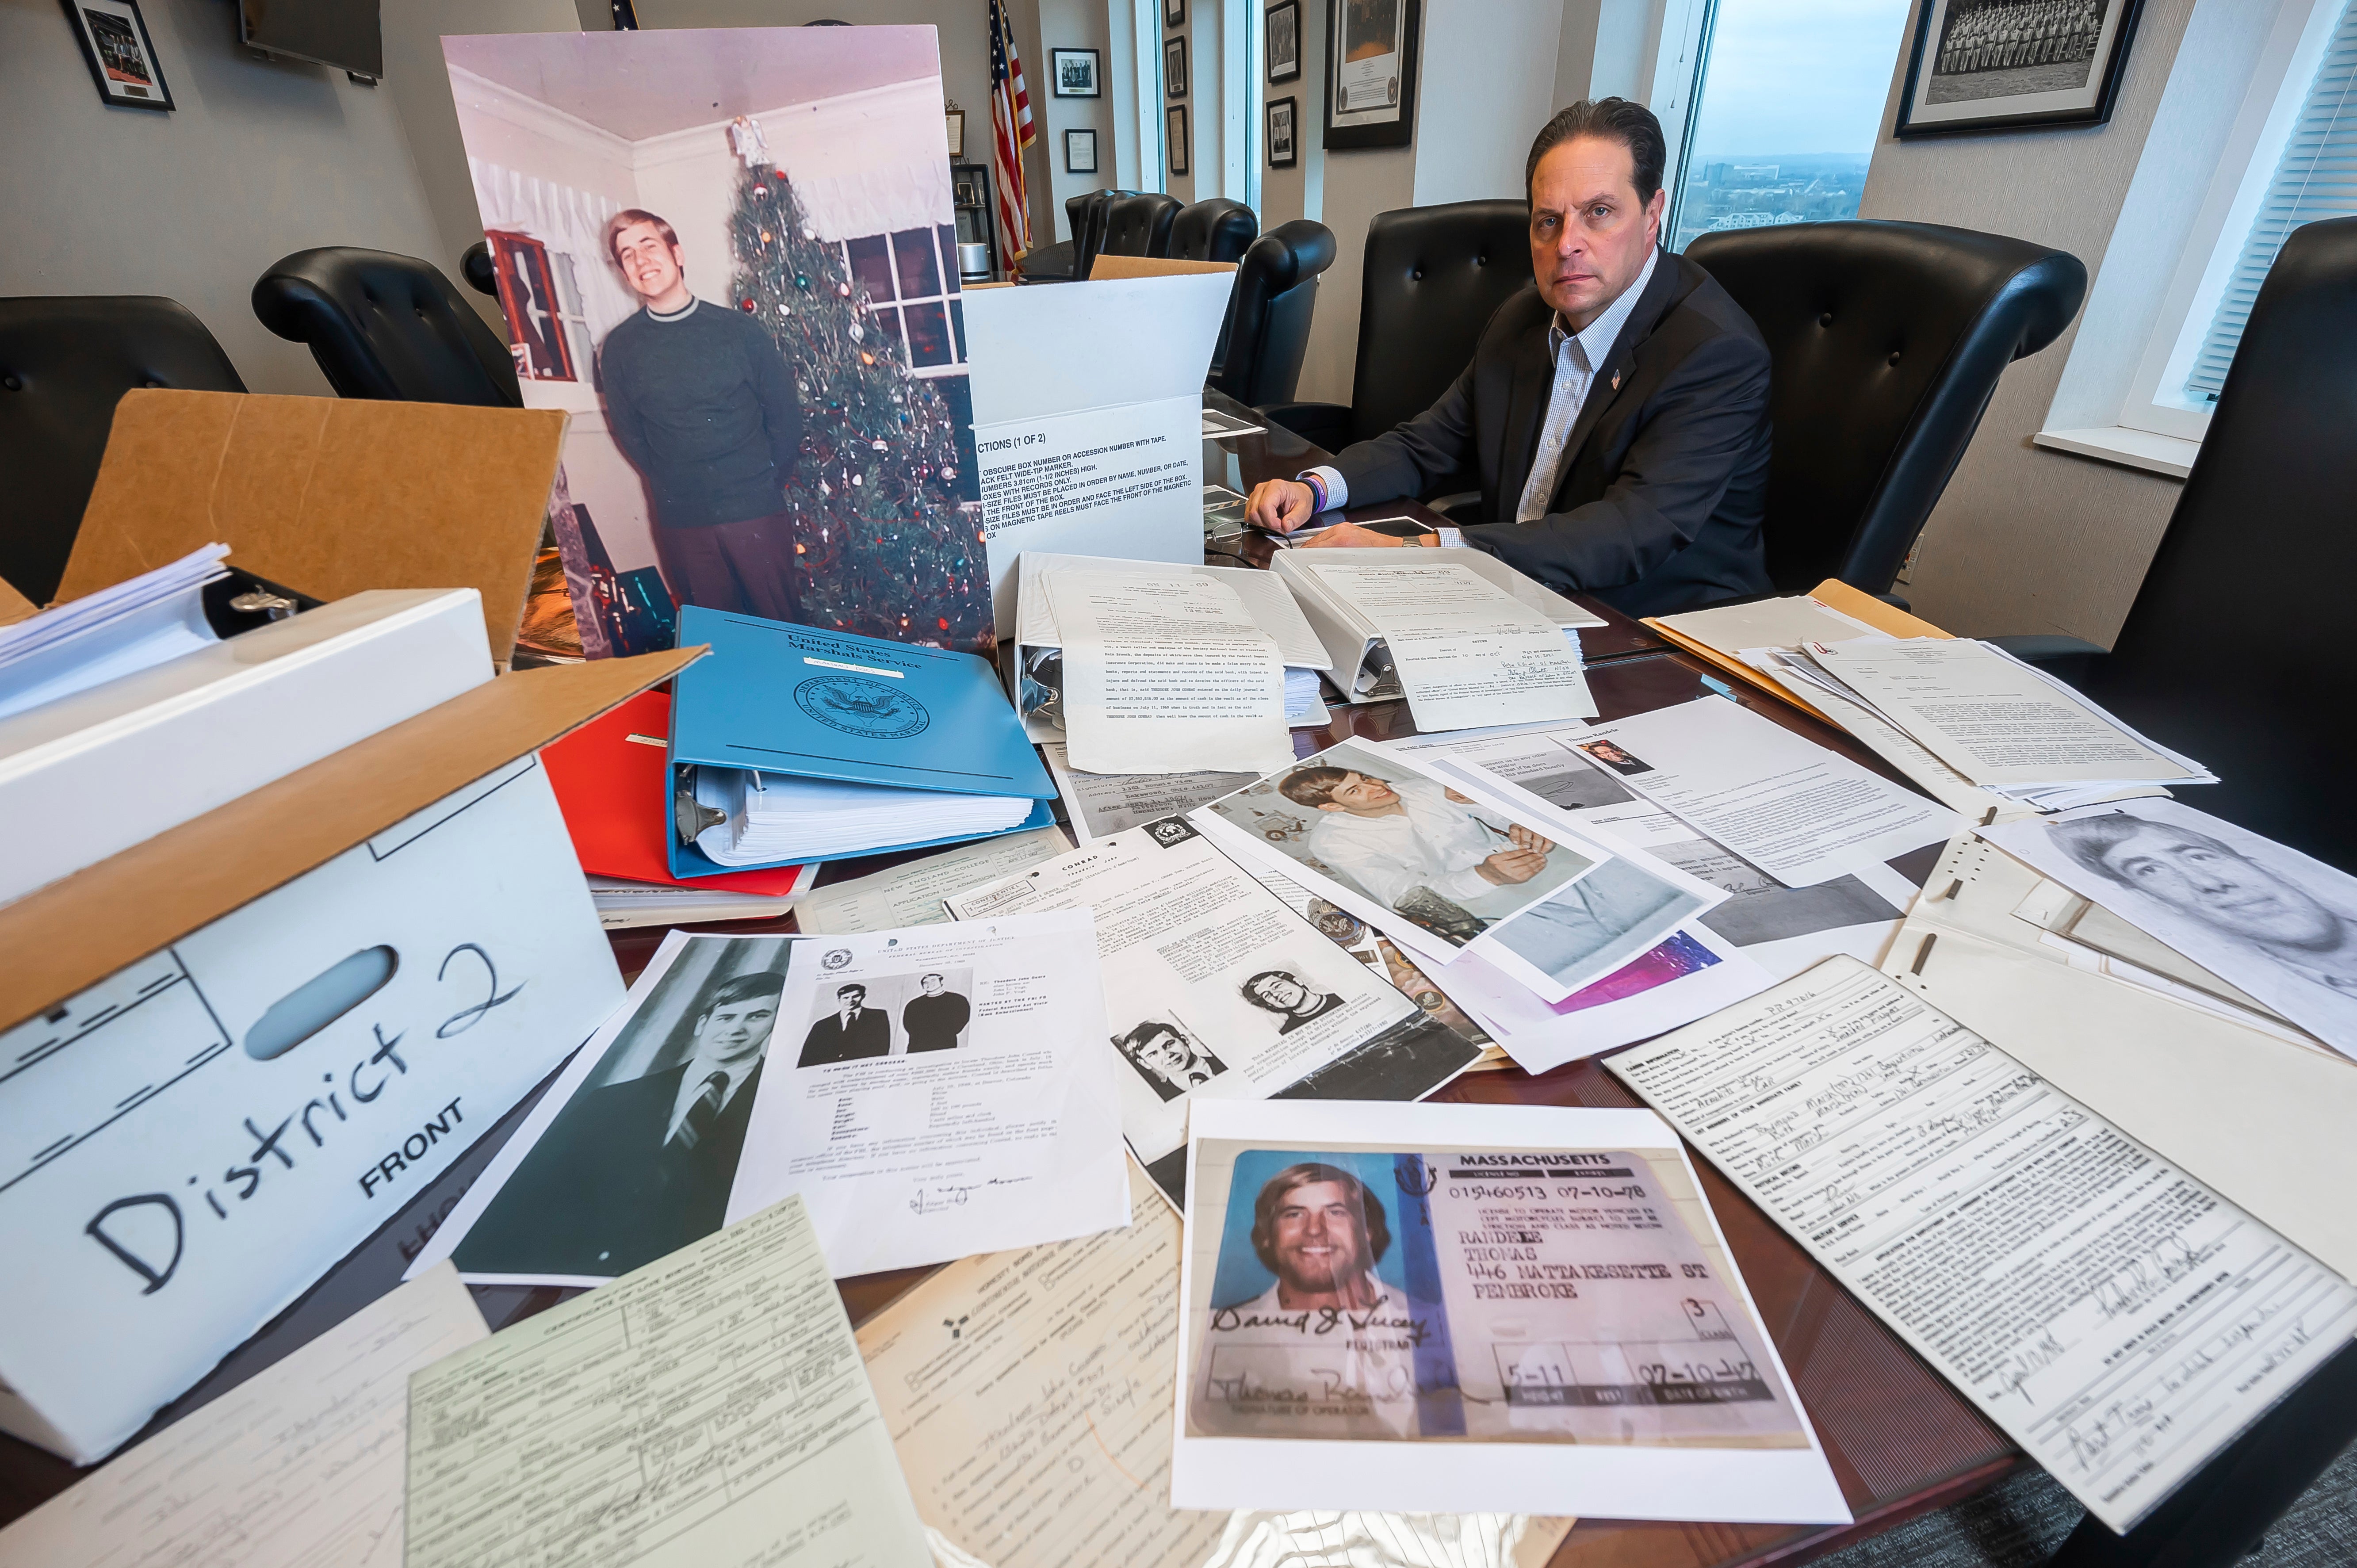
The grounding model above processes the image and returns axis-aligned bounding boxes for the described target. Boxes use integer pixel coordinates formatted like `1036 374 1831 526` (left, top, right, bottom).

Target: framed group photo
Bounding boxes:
1894 0 2147 136
1323 0 1420 150
61 0 173 111
1266 96 1298 168
1165 35 1188 99
1065 127 1098 174
1167 104 1190 176
1267 1 1301 83
1050 46 1101 98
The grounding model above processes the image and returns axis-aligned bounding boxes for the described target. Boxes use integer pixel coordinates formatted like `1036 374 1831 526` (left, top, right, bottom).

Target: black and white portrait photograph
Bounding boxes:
1267 96 1298 168
796 967 975 1064
1065 127 1099 175
1165 34 1189 99
1267 1 1301 82
1988 802 2357 1053
65 0 173 110
1114 1016 1228 1101
1051 46 1101 97
1240 967 1348 1035
1167 105 1191 175
452 937 788 1280
1896 0 2145 135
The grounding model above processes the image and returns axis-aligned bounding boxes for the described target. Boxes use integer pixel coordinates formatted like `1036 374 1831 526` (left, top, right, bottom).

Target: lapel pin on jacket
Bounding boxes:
1611 369 1622 392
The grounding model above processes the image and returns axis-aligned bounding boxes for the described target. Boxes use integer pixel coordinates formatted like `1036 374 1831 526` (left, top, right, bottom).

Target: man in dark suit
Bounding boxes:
1244 99 1773 617
797 983 892 1066
449 969 783 1279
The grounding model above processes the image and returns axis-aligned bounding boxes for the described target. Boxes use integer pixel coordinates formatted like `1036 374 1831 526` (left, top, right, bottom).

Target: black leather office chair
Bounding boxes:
1211 220 1335 406
1070 188 1131 281
1993 216 2357 876
1100 193 1182 263
1687 220 2084 595
1262 199 1533 457
460 241 498 298
1170 198 1259 263
0 296 246 605
252 247 521 407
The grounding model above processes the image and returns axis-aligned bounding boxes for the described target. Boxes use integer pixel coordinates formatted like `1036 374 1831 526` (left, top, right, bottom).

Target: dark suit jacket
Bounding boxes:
1330 249 1773 616
450 1058 761 1279
798 1007 892 1066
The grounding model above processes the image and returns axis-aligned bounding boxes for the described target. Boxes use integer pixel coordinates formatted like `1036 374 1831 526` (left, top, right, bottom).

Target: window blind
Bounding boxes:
2185 0 2357 403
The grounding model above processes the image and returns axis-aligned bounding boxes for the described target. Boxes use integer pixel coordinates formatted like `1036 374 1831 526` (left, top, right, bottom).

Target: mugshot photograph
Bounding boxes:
1115 1018 1229 1101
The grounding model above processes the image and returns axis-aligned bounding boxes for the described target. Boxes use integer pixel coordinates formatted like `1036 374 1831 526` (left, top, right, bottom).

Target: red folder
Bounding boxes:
541 689 815 895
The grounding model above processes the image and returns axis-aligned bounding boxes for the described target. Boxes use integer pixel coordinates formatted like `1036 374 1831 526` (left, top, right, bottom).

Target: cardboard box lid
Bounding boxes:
0 647 700 1035
51 390 567 664
1088 255 1239 280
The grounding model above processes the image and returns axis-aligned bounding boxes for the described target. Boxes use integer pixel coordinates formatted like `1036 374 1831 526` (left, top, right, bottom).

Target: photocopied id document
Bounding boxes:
789 823 1073 934
723 909 1131 1274
1044 570 1296 775
1303 559 1596 731
1042 741 1257 843
1609 957 2357 1534
0 1264 486 1568
945 817 1481 1208
857 1159 1231 1568
405 1196 935 1568
1571 697 1960 887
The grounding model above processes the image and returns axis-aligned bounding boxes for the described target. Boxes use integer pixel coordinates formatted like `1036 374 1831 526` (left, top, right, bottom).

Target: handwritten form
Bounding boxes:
0 1263 486 1568
857 1161 1228 1568
1609 957 2357 1532
405 1197 931 1568
1305 562 1594 732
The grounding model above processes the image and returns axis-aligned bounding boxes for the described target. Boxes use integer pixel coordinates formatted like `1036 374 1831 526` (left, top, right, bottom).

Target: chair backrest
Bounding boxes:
1351 199 1534 446
2090 216 2357 868
1212 220 1337 406
0 296 245 605
1101 193 1182 262
252 247 521 407
1687 219 2084 593
1170 198 1259 263
1072 188 1131 281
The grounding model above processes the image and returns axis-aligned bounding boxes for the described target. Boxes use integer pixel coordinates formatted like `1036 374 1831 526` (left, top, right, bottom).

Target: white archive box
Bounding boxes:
0 646 698 1464
0 588 493 906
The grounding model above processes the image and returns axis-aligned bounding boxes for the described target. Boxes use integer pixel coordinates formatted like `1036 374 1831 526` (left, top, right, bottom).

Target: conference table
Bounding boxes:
0 392 2022 1564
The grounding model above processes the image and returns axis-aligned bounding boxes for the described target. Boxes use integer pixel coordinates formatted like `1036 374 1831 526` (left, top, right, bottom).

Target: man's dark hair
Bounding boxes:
1250 1162 1391 1274
920 972 944 984
1240 970 1304 1011
703 971 784 1013
1116 1019 1187 1060
2050 815 2242 886
1279 765 1357 807
1526 98 1668 207
836 983 868 1000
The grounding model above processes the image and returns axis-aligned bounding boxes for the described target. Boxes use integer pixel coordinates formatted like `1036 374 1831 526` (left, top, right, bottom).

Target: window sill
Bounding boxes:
2032 426 2200 480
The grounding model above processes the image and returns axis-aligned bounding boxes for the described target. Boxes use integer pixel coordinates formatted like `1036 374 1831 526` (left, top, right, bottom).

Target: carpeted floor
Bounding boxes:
1810 1443 2357 1567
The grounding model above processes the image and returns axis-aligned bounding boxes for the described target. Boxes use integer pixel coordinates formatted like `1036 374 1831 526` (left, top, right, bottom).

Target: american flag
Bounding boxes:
988 0 1034 266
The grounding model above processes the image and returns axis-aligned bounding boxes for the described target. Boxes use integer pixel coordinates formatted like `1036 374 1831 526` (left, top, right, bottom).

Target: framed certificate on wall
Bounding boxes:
1323 0 1420 150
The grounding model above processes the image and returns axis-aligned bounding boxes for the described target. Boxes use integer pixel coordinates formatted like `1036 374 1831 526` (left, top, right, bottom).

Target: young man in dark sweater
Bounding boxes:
599 208 804 621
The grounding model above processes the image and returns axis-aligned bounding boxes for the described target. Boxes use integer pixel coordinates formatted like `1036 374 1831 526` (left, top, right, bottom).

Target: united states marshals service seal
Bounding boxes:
793 674 930 739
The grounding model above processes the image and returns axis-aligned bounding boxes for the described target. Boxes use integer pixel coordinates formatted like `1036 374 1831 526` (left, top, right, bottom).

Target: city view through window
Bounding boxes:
1668 0 1914 251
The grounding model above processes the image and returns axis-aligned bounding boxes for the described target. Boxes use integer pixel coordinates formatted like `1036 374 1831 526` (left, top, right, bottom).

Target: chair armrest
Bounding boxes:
1426 492 1481 523
1259 401 1351 452
1986 634 2108 690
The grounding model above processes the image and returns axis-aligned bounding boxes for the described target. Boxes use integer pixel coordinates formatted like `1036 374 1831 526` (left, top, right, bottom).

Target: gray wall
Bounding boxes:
0 0 574 395
1858 0 2198 643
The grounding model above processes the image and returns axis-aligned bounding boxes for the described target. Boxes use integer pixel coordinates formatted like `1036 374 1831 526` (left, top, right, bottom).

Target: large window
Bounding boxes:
1666 0 1913 252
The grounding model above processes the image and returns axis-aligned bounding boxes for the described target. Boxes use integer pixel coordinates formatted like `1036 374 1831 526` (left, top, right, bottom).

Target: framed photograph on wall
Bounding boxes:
1266 96 1298 167
1267 2 1301 82
945 103 966 157
1894 0 2147 136
1167 104 1190 176
1323 0 1420 150
1065 127 1099 174
1051 46 1101 98
1165 0 1187 27
61 0 173 111
1164 35 1188 99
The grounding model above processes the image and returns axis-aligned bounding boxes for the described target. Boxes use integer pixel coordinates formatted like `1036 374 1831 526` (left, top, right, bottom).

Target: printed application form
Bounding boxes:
1303 561 1596 731
1041 741 1256 842
856 1159 1229 1568
406 1196 933 1568
1609 957 2357 1533
0 1264 485 1568
1045 571 1294 775
789 824 1072 933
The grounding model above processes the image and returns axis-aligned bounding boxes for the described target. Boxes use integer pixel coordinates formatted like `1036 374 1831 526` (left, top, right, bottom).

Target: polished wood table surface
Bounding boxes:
0 398 2019 1564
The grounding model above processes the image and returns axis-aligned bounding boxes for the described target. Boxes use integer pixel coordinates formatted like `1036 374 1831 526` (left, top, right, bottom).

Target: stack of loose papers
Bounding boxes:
0 543 230 723
693 766 1037 866
1783 638 2213 810
585 870 811 928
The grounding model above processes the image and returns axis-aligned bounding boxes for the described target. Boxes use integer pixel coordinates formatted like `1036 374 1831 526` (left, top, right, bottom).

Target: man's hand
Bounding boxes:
1506 823 1555 857
1246 478 1320 533
1477 848 1552 886
1300 521 1415 548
